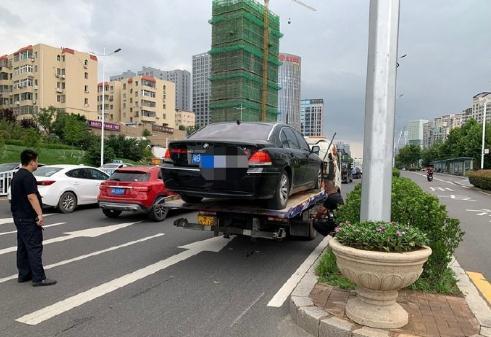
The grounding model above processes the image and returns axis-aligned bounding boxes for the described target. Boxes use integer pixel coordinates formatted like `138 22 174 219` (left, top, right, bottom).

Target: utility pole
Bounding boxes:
482 102 488 169
360 0 401 222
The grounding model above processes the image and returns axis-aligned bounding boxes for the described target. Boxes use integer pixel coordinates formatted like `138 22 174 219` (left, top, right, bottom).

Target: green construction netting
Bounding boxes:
212 0 280 29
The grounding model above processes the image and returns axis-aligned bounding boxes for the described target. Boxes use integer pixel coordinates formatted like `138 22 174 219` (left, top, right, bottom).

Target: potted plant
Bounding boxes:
329 221 431 329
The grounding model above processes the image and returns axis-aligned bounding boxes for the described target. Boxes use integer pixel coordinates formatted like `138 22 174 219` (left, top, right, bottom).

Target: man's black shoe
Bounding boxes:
18 276 32 283
32 278 57 287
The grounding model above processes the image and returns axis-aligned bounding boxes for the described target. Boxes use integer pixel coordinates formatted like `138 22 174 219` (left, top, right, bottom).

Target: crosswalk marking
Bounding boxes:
0 222 66 237
0 233 165 284
0 214 54 226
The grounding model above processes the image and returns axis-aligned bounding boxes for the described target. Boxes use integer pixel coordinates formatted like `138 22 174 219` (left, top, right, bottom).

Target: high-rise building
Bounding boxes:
98 76 176 129
422 113 466 149
0 44 98 119
209 0 281 123
471 92 491 124
192 52 211 129
406 119 428 147
300 99 324 136
278 53 301 131
110 70 136 82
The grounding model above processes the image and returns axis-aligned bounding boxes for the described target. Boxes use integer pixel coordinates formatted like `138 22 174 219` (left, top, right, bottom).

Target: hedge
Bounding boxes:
468 170 491 191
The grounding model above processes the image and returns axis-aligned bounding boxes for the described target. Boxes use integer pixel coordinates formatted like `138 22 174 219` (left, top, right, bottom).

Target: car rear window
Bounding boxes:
109 171 149 182
190 123 273 141
34 167 63 177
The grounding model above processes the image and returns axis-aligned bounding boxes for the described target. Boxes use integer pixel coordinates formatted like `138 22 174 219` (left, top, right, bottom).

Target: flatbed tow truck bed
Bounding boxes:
164 190 325 240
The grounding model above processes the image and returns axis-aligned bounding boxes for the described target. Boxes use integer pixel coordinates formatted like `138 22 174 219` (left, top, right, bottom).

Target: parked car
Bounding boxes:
7 165 109 213
98 166 172 221
162 122 323 210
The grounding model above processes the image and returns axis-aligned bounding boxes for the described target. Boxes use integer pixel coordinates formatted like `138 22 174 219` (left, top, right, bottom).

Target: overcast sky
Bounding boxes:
1 0 490 157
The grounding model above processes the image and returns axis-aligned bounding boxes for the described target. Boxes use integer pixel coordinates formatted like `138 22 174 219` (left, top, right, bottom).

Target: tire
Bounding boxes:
102 209 121 218
58 191 77 214
148 201 169 222
267 170 290 210
180 194 203 204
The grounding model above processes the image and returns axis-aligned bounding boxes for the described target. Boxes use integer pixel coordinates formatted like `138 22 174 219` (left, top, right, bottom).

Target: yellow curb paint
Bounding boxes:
467 271 491 304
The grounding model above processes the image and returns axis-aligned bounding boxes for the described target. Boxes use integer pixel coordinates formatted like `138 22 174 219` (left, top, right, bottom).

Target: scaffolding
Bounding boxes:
210 0 281 123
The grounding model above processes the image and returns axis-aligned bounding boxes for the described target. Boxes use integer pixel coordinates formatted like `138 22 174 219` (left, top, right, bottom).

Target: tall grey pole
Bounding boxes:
360 0 401 222
482 102 487 169
100 48 106 166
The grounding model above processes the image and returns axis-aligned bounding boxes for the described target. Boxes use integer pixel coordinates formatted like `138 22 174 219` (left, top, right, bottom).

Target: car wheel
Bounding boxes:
102 209 122 218
148 201 169 222
180 194 203 204
58 192 77 214
267 170 290 210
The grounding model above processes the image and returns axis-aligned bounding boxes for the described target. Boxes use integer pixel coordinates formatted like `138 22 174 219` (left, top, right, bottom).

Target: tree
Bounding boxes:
186 126 198 136
142 128 152 137
32 106 57 136
83 139 115 166
20 118 37 129
0 109 15 123
396 145 421 169
178 125 186 131
22 128 41 149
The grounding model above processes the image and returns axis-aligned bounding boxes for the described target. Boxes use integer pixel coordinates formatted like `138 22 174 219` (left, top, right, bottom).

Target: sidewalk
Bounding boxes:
290 239 491 337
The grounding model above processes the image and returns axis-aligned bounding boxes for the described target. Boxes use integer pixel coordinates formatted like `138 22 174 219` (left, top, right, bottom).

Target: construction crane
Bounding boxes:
261 0 317 121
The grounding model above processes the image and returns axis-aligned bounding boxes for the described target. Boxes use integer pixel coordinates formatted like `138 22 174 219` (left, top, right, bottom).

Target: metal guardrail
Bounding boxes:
0 170 15 196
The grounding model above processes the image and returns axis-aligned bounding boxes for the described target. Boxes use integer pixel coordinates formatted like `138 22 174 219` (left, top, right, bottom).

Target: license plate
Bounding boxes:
198 214 216 226
111 188 125 195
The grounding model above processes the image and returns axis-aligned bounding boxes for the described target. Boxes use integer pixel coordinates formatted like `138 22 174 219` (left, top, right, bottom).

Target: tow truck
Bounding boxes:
163 189 326 240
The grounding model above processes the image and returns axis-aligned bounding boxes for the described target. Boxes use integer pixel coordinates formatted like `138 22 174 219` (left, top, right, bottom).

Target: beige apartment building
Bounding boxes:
0 44 98 119
175 110 196 129
98 76 176 129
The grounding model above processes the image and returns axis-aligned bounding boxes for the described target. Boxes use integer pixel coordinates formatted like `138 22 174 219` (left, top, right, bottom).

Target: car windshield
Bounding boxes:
34 166 63 177
0 163 18 172
109 171 149 182
190 123 273 141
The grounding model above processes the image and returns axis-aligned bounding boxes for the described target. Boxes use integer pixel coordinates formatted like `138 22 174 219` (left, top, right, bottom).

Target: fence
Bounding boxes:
0 170 15 196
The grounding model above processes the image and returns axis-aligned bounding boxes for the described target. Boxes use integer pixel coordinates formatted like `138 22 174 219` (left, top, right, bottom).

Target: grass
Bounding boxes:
0 144 85 165
316 249 461 296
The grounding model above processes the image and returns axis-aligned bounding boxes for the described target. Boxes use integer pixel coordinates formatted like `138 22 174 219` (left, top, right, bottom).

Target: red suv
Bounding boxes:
98 166 173 221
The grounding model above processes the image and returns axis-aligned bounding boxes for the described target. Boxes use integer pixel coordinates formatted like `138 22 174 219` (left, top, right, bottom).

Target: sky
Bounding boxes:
1 0 490 158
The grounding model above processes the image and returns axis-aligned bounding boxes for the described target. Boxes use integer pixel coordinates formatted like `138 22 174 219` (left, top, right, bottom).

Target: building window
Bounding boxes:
84 59 88 66
57 55 60 61
135 81 138 86
130 98 132 103
62 55 65 62
130 89 133 94
84 98 89 105
84 72 88 79
84 85 88 92
123 83 126 90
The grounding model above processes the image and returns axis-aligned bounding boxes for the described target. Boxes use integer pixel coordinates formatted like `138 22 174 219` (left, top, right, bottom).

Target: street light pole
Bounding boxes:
361 0 401 222
481 102 488 169
234 103 245 121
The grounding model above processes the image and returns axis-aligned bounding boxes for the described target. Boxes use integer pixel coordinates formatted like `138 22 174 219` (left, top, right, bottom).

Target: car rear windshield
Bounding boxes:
190 123 273 141
109 171 149 182
0 163 18 172
34 167 63 177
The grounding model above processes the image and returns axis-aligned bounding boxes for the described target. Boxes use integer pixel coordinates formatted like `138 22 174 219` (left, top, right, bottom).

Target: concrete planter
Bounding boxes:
329 238 432 329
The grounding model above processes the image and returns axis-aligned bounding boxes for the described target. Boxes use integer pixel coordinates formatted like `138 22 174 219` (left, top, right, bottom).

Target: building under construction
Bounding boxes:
209 0 282 123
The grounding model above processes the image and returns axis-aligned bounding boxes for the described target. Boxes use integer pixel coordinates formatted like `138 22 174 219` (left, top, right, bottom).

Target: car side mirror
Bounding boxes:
311 145 320 155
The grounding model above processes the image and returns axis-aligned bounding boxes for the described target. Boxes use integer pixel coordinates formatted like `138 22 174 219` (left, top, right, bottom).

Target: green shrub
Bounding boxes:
392 168 400 177
316 250 355 290
336 176 464 283
468 170 491 191
335 221 429 253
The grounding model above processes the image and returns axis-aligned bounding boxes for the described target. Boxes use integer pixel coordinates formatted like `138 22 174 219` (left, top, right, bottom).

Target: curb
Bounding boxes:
289 240 491 337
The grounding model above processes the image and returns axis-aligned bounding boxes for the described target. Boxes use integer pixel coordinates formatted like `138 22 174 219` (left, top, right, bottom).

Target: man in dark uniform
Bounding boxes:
10 149 56 287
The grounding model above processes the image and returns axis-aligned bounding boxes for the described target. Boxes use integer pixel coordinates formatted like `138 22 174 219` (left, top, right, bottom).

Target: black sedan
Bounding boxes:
161 122 323 209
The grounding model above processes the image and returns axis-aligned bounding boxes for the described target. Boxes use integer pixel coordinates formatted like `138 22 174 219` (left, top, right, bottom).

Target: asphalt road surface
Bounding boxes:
0 182 356 337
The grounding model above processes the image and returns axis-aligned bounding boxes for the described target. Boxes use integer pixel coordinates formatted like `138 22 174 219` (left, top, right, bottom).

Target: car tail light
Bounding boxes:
134 186 150 192
37 180 56 186
248 150 272 166
171 148 187 154
164 149 172 163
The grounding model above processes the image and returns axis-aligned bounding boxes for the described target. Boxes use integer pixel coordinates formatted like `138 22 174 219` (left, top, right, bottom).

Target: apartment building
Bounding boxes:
97 81 121 123
100 76 176 129
0 44 98 119
175 111 195 129
472 92 491 124
422 113 466 149
300 99 324 137
192 52 211 129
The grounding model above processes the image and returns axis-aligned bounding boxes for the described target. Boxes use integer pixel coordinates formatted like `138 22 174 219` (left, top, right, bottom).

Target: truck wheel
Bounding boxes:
180 194 203 204
148 202 169 222
267 170 290 210
102 209 121 218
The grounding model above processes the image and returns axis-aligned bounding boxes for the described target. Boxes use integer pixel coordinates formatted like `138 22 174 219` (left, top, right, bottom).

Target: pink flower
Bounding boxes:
396 230 403 237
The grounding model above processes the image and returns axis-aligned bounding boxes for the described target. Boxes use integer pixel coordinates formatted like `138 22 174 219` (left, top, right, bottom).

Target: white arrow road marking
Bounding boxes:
0 222 141 256
267 236 331 308
0 222 66 237
0 214 54 226
0 233 164 285
16 236 231 325
466 209 491 216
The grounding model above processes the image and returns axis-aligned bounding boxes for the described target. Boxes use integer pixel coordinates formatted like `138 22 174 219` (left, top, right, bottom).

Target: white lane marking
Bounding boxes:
0 233 165 285
0 222 141 256
0 214 54 226
0 222 66 237
437 194 476 201
267 236 330 308
430 187 454 192
16 236 231 325
466 209 491 216
230 292 265 328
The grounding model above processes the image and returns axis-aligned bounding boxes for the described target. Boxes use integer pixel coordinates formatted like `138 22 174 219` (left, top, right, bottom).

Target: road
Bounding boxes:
402 171 491 304
0 182 356 337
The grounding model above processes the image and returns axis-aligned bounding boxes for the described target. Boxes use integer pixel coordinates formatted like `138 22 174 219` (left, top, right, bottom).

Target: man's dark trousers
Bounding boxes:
14 218 46 282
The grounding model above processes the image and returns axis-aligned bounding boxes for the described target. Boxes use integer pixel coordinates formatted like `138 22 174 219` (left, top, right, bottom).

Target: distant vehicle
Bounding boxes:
352 166 362 179
341 163 353 183
98 166 172 221
8 165 109 213
162 122 323 210
99 161 132 176
305 136 342 192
